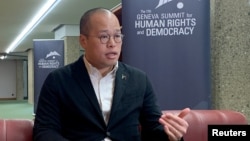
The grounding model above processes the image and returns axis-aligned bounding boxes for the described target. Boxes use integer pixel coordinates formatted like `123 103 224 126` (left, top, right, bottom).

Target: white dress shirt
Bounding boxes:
84 57 118 141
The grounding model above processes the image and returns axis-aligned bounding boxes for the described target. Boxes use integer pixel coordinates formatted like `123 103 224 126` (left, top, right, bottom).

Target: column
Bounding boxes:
54 24 82 65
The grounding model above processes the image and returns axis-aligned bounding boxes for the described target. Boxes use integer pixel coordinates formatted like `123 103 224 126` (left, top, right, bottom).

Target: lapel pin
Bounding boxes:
122 74 127 80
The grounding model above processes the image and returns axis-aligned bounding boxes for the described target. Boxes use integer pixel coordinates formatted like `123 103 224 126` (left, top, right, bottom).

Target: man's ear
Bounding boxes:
79 34 87 49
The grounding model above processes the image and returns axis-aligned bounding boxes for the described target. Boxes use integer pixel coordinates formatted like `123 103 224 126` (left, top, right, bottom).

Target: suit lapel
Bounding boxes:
72 57 103 118
72 58 129 127
109 63 129 123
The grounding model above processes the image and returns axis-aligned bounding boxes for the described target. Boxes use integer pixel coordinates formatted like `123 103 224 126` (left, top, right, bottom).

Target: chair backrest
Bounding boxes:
0 120 5 141
0 110 247 141
162 110 248 141
0 119 33 141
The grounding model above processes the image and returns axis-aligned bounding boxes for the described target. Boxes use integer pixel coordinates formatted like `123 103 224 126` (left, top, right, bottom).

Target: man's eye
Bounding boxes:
100 35 109 39
114 34 121 38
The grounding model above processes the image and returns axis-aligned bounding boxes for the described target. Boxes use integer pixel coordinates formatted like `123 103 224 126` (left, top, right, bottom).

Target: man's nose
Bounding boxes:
107 36 116 46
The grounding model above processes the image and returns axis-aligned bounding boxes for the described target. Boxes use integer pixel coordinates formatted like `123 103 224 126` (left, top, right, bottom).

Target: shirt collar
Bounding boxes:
83 56 118 76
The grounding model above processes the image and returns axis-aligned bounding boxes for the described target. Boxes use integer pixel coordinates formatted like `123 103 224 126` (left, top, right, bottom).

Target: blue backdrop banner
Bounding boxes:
121 0 211 110
33 39 64 113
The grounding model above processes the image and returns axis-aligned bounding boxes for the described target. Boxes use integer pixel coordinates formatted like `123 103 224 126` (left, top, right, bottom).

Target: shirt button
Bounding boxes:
106 132 111 136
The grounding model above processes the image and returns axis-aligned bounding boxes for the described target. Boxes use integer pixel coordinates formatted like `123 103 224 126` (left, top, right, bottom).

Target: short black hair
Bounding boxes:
79 7 111 35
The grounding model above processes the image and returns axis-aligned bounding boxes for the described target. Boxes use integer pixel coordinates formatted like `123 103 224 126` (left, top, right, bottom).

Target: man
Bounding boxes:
33 7 190 141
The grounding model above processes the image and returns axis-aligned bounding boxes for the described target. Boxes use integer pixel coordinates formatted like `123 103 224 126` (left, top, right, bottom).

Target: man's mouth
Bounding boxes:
106 52 117 59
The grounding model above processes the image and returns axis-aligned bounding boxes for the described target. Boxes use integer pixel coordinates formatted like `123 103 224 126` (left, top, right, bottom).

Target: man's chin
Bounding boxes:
106 60 117 66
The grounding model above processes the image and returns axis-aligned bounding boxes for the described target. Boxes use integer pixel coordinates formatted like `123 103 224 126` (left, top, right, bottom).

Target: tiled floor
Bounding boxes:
0 100 34 119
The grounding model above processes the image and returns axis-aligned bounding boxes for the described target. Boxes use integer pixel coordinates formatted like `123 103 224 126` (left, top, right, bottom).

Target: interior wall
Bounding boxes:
0 60 16 99
211 0 250 122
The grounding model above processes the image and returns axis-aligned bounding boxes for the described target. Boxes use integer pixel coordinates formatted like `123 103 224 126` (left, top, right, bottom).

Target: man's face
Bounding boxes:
80 12 122 70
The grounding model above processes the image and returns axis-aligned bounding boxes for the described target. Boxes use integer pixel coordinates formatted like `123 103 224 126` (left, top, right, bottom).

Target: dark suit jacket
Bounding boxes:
33 55 171 141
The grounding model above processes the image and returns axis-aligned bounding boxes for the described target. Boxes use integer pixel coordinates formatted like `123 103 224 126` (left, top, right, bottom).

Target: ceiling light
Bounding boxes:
0 54 7 60
5 0 61 53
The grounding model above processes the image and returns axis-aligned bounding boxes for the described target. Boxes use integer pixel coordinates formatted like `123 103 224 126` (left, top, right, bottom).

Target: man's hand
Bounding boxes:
159 108 190 141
